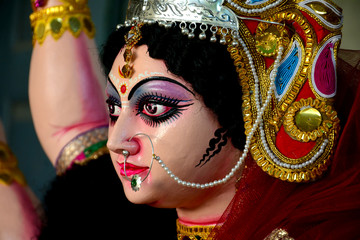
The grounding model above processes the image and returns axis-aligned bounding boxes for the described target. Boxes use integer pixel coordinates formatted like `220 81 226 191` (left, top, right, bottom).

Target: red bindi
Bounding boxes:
120 84 127 94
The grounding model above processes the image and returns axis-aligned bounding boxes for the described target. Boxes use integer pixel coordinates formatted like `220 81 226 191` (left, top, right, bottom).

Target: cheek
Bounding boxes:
154 108 220 168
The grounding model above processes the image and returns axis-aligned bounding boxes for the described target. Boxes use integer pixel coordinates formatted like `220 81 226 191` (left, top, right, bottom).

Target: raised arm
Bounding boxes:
29 0 108 166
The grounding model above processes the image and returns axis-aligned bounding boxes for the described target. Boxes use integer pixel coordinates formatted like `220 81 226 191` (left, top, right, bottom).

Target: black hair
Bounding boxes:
102 24 246 150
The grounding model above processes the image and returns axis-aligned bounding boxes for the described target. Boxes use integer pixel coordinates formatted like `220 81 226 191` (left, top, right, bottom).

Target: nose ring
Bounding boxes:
122 133 155 192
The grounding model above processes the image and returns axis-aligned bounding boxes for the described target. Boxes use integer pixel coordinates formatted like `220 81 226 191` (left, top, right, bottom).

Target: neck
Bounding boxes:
178 218 219 226
175 176 237 226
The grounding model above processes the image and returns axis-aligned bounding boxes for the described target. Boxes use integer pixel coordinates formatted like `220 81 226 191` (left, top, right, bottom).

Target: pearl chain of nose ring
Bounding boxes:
121 45 284 191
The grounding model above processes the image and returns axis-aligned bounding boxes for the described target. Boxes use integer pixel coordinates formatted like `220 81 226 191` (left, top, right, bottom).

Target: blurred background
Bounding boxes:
0 0 359 200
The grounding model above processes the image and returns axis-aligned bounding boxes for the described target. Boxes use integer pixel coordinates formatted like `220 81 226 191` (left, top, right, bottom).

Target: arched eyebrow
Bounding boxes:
106 77 120 98
128 76 195 100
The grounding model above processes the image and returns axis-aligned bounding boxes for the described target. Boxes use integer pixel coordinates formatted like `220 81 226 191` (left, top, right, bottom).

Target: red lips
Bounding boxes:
118 162 149 176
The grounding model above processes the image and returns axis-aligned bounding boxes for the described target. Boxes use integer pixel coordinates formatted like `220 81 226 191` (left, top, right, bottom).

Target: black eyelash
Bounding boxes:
135 92 193 127
106 96 121 124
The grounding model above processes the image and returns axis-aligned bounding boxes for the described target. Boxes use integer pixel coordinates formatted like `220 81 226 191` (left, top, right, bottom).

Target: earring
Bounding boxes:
122 133 155 192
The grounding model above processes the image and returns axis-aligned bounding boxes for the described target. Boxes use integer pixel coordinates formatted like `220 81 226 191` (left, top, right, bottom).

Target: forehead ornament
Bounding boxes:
119 23 144 79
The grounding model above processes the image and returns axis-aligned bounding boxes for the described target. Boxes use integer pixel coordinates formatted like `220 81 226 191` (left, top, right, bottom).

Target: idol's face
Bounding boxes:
106 45 239 210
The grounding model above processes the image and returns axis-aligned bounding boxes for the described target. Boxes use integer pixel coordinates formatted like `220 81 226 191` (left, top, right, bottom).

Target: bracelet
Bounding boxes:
0 142 26 186
30 0 88 11
29 3 95 45
55 126 109 175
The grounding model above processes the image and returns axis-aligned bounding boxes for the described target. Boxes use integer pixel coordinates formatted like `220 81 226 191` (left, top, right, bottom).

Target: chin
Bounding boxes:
121 180 156 204
122 182 176 209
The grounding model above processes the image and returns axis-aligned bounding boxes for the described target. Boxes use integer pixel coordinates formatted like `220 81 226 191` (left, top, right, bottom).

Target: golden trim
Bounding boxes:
30 4 95 45
227 45 253 136
176 219 215 240
55 127 108 175
226 7 339 182
0 142 26 186
257 10 316 114
283 97 340 142
294 0 343 31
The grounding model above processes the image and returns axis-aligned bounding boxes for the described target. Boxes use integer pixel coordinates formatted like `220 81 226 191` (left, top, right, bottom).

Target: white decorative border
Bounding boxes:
273 39 302 101
311 35 341 99
298 0 343 29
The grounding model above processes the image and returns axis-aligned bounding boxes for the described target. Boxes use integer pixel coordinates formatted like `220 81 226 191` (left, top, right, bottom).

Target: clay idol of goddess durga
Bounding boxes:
19 0 360 239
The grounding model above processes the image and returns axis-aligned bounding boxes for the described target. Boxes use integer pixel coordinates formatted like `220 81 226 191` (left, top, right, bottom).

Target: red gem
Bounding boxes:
120 85 127 94
34 0 46 8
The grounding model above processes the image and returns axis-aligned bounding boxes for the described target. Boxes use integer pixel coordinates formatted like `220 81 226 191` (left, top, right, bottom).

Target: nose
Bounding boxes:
107 136 140 156
107 115 140 156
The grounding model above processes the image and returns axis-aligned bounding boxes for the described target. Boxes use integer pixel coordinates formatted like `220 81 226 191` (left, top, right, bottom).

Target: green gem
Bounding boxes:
69 17 81 33
50 18 62 34
195 236 202 240
131 178 137 188
257 42 277 54
84 140 107 157
36 23 45 39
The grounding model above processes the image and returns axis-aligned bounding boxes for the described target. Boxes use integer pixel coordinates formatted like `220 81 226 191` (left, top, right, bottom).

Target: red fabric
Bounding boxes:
211 51 360 239
295 80 316 101
276 126 316 158
301 11 331 44
275 81 317 158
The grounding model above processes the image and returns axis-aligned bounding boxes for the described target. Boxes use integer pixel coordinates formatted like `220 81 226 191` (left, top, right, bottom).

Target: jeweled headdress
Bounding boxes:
121 0 343 183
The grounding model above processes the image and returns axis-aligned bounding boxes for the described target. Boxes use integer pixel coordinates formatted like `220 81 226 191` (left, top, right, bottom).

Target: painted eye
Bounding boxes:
136 93 194 127
106 97 121 123
108 104 121 116
142 102 171 117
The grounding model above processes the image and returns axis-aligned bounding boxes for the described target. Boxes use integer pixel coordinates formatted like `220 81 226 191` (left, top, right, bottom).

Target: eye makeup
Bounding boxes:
106 76 195 127
130 78 194 127
106 79 121 124
106 96 121 124
128 76 194 100
135 92 193 127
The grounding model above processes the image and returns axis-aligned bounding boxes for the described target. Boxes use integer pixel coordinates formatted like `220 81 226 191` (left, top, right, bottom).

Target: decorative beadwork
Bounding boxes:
0 142 26 186
177 219 215 240
125 0 240 43
283 97 340 142
151 42 283 189
55 126 108 175
120 0 342 183
119 23 144 79
30 3 95 45
226 0 285 15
